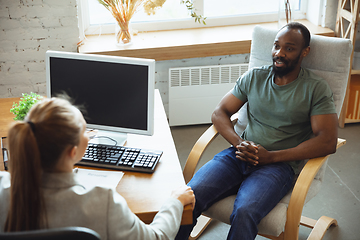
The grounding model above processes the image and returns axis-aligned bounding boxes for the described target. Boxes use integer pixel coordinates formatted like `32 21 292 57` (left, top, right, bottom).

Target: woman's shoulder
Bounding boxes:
0 171 10 177
0 172 10 188
0 171 11 224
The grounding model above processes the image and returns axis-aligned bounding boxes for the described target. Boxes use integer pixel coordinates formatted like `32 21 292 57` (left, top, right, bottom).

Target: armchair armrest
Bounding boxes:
183 124 219 184
183 116 238 184
284 138 346 240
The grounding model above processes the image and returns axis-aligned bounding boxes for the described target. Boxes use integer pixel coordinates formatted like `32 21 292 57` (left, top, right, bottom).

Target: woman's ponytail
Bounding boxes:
4 97 82 232
4 121 46 231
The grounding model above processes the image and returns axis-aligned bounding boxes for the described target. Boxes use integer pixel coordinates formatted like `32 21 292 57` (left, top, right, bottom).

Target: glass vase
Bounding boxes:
278 0 293 29
115 21 132 46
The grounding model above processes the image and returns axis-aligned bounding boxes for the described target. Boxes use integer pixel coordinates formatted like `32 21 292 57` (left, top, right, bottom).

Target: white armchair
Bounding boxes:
184 25 352 240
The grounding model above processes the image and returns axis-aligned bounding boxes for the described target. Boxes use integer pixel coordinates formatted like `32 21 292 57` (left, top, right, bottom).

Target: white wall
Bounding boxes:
0 0 338 116
323 0 338 30
0 0 79 98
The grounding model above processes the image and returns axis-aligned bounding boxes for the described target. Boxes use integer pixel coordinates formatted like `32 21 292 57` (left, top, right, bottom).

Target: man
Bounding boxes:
175 22 338 240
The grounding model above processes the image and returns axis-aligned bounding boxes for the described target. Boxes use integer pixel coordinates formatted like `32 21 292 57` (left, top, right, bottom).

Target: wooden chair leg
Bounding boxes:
189 215 212 240
301 216 318 228
258 215 337 240
307 216 338 240
189 214 336 240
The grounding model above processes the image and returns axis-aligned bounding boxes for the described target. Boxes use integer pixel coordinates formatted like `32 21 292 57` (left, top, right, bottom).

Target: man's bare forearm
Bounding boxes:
212 109 244 147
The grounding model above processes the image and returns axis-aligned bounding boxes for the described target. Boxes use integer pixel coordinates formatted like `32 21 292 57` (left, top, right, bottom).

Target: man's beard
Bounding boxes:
272 53 301 77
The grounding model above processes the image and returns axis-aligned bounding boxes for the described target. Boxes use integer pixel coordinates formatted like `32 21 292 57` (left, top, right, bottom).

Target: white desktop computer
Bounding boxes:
45 50 156 146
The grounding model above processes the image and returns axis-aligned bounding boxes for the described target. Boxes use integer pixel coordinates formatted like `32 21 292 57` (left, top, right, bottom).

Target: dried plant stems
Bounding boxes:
98 0 144 43
97 0 207 44
285 0 292 24
143 0 166 15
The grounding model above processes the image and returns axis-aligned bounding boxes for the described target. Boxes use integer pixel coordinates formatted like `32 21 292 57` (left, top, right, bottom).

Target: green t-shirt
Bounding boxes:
231 65 336 173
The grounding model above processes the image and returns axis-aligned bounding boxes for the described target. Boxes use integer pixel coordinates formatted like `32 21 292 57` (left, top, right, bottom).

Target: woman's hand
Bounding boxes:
171 186 195 209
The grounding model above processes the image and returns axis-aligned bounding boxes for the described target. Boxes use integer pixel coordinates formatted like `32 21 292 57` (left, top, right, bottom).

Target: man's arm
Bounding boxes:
212 92 260 164
255 113 338 165
211 92 245 147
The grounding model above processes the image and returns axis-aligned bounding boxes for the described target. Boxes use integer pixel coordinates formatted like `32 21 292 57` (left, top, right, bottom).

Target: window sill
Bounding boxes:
78 19 334 61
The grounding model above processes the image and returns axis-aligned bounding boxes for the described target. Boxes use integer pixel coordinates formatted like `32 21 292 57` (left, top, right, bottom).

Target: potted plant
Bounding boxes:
10 92 43 121
97 0 206 45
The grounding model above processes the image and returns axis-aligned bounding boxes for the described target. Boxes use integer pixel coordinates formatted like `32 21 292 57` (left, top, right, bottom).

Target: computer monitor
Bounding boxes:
45 50 155 146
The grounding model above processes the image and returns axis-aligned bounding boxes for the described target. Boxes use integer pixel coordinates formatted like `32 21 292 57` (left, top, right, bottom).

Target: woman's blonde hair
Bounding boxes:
4 97 83 232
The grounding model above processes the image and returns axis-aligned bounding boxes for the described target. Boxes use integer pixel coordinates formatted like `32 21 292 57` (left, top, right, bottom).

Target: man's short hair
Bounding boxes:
281 22 311 48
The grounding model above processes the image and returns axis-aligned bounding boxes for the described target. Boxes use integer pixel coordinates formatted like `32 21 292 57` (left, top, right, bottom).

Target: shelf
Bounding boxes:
351 69 360 75
78 19 334 61
345 118 360 123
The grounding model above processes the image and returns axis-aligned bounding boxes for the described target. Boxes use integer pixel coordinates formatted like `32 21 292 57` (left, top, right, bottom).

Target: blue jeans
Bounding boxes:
175 147 294 240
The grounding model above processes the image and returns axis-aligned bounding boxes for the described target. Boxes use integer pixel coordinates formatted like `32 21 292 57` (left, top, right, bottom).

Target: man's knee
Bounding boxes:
230 204 259 225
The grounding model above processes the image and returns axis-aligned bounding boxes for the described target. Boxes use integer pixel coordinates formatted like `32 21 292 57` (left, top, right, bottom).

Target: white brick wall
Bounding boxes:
0 0 79 98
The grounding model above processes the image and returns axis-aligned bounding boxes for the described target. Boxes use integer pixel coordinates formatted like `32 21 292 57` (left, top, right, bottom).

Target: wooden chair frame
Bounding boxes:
183 117 346 240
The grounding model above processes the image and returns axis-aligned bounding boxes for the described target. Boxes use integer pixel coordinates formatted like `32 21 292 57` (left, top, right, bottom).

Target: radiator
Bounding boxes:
169 63 249 126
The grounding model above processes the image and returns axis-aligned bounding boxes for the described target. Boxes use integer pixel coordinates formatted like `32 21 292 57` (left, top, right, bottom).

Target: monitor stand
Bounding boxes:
88 129 127 146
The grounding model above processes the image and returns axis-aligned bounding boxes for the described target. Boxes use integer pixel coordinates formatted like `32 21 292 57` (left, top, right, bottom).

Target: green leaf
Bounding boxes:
10 92 43 121
180 0 206 25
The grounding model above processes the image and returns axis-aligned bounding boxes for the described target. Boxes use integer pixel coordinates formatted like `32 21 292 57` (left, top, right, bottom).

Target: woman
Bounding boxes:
0 97 195 240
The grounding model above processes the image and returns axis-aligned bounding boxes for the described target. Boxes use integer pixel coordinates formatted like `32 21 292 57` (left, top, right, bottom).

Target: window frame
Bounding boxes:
78 0 309 38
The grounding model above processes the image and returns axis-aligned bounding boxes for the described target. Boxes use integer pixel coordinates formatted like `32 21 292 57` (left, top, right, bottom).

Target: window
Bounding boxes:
78 0 307 37
207 0 302 17
88 0 189 25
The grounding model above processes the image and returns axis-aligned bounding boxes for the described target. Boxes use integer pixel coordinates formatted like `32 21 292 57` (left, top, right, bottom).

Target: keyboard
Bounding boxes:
76 143 163 173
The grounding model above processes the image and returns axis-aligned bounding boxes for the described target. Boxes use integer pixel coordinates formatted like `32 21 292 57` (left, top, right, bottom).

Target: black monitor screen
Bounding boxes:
46 51 155 136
